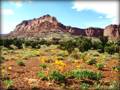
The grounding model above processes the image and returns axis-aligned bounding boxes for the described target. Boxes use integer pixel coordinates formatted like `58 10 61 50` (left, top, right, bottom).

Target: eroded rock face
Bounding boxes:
85 27 103 37
7 14 120 40
104 24 120 40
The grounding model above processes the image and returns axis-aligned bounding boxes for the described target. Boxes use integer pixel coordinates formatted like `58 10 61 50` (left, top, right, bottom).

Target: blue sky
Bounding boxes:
1 0 119 34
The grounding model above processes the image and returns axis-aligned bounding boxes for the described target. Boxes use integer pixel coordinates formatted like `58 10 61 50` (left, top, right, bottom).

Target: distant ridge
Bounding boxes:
6 14 120 40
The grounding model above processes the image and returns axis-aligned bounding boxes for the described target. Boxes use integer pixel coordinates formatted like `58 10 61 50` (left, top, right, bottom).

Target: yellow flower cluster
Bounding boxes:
40 56 47 63
54 60 66 72
50 49 56 53
40 56 59 63
54 60 66 67
1 69 5 73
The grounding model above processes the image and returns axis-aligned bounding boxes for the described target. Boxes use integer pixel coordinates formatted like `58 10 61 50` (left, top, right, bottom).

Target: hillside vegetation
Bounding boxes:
0 36 120 90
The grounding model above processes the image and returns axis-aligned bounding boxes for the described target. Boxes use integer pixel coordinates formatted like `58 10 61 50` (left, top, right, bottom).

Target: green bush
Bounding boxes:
91 39 103 50
59 37 92 53
0 56 5 63
68 70 102 80
104 42 120 54
1 37 119 54
86 58 96 65
112 66 120 71
37 71 48 80
71 48 81 59
96 63 104 70
49 70 65 82
39 64 47 69
4 79 13 89
16 60 25 66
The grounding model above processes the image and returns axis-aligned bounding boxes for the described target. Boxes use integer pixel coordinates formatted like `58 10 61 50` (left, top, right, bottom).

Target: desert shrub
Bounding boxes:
1 38 51 49
70 48 81 59
0 56 5 63
0 39 4 46
31 41 40 48
86 58 97 65
91 38 103 50
67 69 102 80
13 38 23 49
37 71 48 80
1 38 24 49
2 39 14 48
109 81 120 90
9 44 18 50
21 50 40 58
1 68 10 80
59 39 76 53
112 66 120 71
96 63 104 70
104 41 120 54
75 37 92 52
80 83 90 90
39 39 49 45
99 36 108 52
4 79 13 89
16 60 25 66
49 70 65 82
59 37 92 53
39 64 47 69
57 50 69 57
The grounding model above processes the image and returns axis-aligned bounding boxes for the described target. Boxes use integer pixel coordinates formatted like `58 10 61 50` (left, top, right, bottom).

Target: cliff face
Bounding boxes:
7 14 120 40
104 25 120 40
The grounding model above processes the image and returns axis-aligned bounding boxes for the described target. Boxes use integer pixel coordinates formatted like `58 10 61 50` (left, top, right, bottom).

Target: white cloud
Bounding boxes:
72 1 119 24
2 8 14 15
1 21 18 34
9 0 32 7
10 0 22 7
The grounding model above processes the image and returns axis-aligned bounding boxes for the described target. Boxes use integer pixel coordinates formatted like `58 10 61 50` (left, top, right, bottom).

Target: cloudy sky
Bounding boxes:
1 0 119 34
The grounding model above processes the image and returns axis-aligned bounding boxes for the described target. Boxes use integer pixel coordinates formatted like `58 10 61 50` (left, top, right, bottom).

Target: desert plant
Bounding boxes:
68 69 102 80
80 83 90 90
49 70 65 82
109 81 120 90
37 71 48 80
4 79 13 89
16 60 25 66
96 63 104 70
39 64 47 69
86 58 96 65
112 66 120 71
71 48 81 59
0 56 5 63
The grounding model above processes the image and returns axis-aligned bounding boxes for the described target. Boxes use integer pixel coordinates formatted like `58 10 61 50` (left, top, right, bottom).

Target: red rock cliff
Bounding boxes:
7 14 120 40
104 24 120 40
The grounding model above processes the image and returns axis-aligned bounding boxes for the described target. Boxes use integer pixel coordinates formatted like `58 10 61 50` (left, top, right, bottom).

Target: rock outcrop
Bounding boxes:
7 14 120 40
104 24 120 40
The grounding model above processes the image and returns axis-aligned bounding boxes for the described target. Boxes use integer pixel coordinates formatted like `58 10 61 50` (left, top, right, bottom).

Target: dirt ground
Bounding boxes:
0 56 119 90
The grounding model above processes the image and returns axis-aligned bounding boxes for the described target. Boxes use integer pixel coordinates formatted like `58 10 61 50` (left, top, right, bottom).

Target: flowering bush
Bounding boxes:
54 60 66 67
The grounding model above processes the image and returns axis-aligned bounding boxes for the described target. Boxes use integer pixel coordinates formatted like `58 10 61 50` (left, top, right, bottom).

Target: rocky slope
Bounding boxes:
6 14 120 40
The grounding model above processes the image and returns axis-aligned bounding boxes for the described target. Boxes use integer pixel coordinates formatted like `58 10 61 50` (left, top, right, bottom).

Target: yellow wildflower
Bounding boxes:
54 60 66 67
50 49 55 52
40 56 46 63
8 66 12 70
1 69 5 73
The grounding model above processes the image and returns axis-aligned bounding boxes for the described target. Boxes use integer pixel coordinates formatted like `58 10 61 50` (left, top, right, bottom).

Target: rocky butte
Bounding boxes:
6 14 120 40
